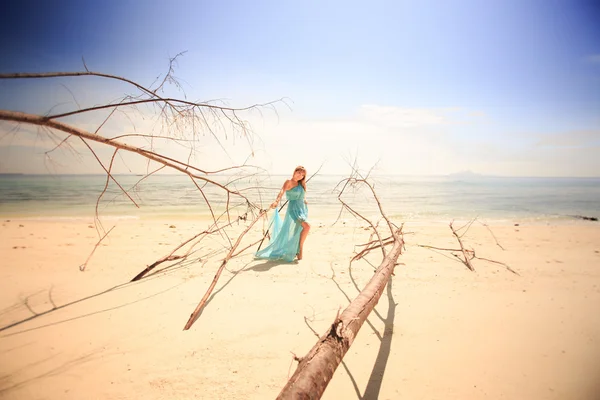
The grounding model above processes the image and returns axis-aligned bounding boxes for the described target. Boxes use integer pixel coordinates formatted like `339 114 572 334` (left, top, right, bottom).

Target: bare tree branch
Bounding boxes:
278 231 403 399
79 226 116 272
450 220 475 271
417 219 517 275
478 219 506 250
0 110 255 205
183 210 268 330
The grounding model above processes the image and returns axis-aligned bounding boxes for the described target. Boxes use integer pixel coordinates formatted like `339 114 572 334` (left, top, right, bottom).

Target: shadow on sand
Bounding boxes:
325 262 396 399
246 259 298 272
362 279 396 399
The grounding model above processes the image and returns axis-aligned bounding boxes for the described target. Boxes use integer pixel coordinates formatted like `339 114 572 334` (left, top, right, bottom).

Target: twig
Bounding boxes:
478 220 506 250
476 256 519 275
450 221 475 271
131 215 245 281
79 226 116 271
455 217 478 237
418 221 517 274
351 239 395 262
417 244 467 253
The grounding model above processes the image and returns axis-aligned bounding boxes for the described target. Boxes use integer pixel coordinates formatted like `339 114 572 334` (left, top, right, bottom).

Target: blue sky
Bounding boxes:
1 0 599 176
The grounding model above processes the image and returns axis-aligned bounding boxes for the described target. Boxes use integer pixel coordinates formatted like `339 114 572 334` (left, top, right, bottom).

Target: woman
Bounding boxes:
255 166 311 262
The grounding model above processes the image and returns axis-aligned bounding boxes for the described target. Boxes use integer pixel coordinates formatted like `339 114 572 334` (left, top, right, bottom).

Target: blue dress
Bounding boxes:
255 185 308 262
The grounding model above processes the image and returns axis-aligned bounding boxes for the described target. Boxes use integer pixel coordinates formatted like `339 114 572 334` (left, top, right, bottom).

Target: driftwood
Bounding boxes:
352 235 394 262
277 231 403 399
79 225 115 271
131 214 247 282
183 209 267 330
450 221 475 271
417 218 518 275
478 220 505 250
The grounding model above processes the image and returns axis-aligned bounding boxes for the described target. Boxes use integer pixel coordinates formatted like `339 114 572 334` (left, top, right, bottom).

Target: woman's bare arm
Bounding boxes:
270 180 291 209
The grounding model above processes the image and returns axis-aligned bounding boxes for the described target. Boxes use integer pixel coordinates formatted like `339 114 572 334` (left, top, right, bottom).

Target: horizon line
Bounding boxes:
1 172 600 179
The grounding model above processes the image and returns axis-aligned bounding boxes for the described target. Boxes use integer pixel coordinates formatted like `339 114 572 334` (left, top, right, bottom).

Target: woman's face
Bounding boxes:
293 169 306 181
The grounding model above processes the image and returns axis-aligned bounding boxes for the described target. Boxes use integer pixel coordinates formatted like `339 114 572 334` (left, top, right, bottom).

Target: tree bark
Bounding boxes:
277 231 403 400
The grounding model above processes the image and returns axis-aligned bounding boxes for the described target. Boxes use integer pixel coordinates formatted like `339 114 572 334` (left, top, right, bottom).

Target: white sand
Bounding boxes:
1 217 599 399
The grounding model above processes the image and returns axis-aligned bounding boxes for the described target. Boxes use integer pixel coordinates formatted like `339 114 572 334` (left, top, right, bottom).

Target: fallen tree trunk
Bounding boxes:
276 229 403 400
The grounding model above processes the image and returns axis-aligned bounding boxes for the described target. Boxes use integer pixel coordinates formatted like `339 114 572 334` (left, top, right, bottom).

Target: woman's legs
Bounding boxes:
297 221 311 260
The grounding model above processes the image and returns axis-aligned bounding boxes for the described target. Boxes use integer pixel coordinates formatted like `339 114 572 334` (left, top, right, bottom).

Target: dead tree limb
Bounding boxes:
79 225 116 271
478 220 506 250
335 178 386 259
93 149 123 237
0 110 252 201
477 257 519 275
131 214 251 282
450 220 475 271
183 209 267 330
417 244 464 252
351 238 394 262
1 61 283 247
277 231 403 399
0 70 285 119
417 219 518 275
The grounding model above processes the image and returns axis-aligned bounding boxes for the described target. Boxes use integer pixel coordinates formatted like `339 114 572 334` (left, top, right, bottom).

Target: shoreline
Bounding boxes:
2 174 599 229
1 212 598 227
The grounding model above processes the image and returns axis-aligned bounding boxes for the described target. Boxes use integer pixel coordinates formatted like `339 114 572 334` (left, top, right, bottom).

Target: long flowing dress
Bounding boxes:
255 184 308 262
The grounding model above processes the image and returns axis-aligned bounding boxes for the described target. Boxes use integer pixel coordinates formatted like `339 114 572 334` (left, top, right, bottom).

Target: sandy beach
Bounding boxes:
1 217 599 399
2 0 599 398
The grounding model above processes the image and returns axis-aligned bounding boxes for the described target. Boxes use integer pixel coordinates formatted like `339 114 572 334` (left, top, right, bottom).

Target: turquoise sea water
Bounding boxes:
0 174 599 224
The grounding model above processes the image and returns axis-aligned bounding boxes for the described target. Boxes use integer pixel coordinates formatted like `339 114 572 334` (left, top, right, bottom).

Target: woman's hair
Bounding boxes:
294 165 307 190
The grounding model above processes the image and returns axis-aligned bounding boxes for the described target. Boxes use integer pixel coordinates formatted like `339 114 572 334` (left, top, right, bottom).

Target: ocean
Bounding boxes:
0 174 599 224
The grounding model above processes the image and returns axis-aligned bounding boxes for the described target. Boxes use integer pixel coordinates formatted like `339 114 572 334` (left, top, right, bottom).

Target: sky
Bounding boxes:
0 0 599 176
